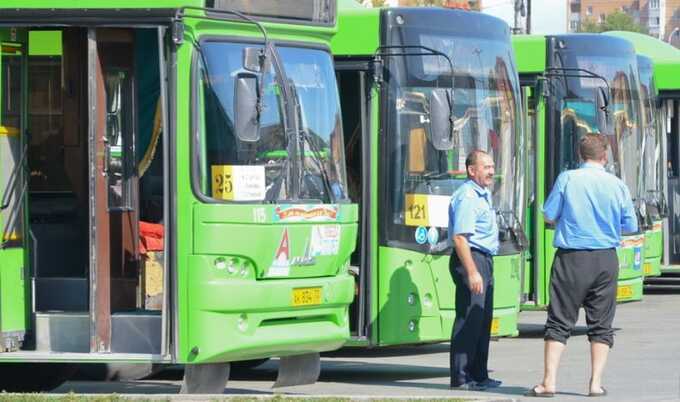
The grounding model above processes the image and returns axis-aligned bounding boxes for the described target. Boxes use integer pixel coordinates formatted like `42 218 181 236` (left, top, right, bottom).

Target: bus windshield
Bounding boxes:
551 39 643 201
382 28 522 252
196 41 348 203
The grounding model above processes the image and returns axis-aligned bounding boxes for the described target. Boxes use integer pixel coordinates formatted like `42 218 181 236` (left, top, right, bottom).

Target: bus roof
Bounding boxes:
512 35 546 74
0 0 205 8
604 31 680 91
0 1 338 42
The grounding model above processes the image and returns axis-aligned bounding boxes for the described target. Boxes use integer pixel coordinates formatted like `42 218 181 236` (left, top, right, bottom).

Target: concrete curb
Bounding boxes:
32 395 521 402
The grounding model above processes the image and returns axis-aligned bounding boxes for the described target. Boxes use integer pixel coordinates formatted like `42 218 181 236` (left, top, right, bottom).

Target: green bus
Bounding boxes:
332 1 527 344
513 34 647 308
0 0 357 393
604 31 680 277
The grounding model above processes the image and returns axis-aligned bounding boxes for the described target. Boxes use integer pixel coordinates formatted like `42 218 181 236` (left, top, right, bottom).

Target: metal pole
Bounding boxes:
526 0 532 34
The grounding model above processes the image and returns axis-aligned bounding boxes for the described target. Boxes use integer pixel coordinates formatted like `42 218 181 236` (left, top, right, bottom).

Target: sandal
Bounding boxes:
588 387 607 397
525 385 555 398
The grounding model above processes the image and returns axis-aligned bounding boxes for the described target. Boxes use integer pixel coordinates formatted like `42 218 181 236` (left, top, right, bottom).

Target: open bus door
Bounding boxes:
0 28 29 353
88 27 141 354
0 28 75 393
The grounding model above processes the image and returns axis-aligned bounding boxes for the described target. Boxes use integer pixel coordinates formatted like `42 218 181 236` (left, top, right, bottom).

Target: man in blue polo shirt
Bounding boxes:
448 149 501 391
527 134 637 398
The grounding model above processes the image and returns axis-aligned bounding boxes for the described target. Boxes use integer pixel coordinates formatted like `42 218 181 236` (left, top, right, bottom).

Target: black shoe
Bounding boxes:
477 378 502 388
450 381 487 391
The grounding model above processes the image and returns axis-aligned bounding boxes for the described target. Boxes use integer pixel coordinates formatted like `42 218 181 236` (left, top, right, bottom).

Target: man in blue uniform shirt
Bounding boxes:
527 134 637 398
448 149 502 391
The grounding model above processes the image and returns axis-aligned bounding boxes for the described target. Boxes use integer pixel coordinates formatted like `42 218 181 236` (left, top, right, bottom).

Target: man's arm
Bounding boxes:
543 173 566 224
453 234 484 295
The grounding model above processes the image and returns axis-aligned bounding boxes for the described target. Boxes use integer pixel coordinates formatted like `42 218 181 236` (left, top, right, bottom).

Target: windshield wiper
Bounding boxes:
497 209 529 250
288 81 335 203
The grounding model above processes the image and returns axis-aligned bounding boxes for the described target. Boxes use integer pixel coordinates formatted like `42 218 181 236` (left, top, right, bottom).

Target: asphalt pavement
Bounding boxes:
53 291 680 401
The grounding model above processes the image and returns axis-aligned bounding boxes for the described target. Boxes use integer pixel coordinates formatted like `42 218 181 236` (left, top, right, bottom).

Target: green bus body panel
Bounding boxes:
643 223 663 277
375 247 520 345
511 35 546 74
28 31 61 56
192 204 357 279
617 234 644 302
0 249 26 335
332 1 379 56
604 31 680 91
175 19 358 363
186 259 354 363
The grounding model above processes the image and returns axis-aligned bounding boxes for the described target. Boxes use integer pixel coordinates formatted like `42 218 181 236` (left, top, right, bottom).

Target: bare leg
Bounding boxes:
589 341 609 393
533 340 566 393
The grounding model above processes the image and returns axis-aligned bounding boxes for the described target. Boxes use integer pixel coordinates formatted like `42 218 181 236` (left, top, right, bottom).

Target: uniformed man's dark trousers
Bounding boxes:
449 249 494 387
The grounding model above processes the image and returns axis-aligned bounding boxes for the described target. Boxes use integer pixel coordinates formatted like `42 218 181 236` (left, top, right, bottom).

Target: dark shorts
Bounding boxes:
544 248 618 347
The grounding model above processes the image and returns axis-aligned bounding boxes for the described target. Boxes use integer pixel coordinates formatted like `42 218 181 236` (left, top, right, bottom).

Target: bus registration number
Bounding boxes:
617 285 633 300
292 287 322 307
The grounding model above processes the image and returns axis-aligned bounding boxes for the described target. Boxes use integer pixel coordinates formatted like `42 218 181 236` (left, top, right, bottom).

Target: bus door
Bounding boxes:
518 75 543 307
0 28 29 352
335 60 372 341
664 98 680 265
88 28 140 352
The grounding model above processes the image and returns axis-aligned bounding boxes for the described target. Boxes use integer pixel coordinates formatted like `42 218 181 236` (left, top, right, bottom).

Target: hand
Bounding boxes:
467 271 484 295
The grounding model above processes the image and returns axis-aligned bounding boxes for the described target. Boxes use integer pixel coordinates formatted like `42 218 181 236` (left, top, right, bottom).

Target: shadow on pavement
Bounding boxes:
325 343 450 358
54 380 274 395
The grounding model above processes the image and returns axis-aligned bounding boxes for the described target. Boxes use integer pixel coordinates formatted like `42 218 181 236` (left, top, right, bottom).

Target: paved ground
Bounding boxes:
53 291 680 401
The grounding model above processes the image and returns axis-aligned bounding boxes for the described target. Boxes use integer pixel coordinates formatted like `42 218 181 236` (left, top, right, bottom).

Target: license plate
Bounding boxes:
292 287 322 307
644 263 652 275
617 285 633 299
491 318 500 335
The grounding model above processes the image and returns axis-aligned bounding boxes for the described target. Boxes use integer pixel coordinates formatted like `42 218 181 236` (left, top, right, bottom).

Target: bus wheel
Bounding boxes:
74 363 160 381
0 363 76 392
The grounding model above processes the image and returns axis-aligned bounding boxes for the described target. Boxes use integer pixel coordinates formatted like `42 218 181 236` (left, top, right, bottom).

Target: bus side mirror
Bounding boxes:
596 87 609 133
243 47 262 73
429 88 455 150
234 73 261 142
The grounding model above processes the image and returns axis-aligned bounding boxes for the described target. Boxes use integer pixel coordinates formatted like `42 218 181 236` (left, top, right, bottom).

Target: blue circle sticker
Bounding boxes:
633 247 642 270
415 226 428 244
427 227 439 246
